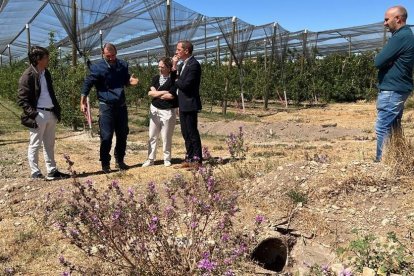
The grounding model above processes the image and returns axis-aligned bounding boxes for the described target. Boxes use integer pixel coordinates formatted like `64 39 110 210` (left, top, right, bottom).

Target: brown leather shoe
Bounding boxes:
180 161 192 168
186 162 201 171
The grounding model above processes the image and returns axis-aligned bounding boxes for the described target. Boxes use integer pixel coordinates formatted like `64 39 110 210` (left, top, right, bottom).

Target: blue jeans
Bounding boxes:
375 90 410 160
99 103 129 165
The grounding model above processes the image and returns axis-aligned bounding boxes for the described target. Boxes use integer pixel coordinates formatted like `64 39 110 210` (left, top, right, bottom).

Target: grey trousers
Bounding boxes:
28 109 57 176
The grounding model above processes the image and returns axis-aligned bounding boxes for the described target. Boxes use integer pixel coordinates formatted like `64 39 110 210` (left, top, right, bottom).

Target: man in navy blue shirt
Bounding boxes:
81 43 139 173
374 6 414 161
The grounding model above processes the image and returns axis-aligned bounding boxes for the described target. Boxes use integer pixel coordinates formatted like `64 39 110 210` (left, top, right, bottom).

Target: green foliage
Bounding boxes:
51 65 87 128
0 61 26 103
226 126 248 160
127 63 157 108
286 189 308 205
198 51 378 110
0 40 380 125
338 231 414 274
305 264 335 276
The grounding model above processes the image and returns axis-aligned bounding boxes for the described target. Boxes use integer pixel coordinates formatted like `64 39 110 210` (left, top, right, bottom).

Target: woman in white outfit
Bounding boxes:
142 57 178 167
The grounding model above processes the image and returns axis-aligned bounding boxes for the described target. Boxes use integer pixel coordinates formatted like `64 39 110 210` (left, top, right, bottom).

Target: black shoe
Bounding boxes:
46 170 70 180
115 162 129 171
102 164 111 174
31 172 44 180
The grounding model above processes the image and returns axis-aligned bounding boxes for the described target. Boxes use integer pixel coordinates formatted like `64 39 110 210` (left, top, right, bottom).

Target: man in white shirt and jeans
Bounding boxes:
18 46 69 180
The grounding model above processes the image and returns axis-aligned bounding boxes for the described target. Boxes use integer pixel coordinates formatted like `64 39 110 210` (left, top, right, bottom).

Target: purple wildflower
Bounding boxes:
127 187 134 198
85 179 93 187
197 252 217 272
59 255 65 264
55 222 65 231
112 209 121 220
202 146 212 160
213 193 221 202
255 214 265 225
224 257 233 265
4 268 14 274
69 229 79 238
190 221 198 229
234 244 247 257
339 268 353 276
206 176 215 191
111 180 119 189
321 264 329 272
149 216 159 233
221 233 230 242
164 206 174 218
148 182 156 194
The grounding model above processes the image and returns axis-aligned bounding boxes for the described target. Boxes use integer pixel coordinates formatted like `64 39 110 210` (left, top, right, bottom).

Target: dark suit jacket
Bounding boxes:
17 65 61 128
175 56 202 112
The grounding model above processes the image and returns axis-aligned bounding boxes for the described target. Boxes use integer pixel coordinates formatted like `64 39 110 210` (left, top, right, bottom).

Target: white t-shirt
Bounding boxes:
37 70 54 108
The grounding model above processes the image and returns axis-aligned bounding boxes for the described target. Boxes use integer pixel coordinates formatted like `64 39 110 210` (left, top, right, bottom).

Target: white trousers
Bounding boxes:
147 104 176 162
28 110 57 175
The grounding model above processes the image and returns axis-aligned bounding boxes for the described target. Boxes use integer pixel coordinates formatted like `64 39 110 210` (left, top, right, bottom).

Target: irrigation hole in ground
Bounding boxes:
251 237 288 272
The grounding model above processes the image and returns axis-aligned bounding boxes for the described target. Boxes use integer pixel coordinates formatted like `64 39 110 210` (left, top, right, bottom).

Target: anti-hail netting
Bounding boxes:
0 0 412 65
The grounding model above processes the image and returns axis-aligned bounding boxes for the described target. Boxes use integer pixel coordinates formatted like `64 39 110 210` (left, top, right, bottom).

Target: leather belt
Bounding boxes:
37 107 53 111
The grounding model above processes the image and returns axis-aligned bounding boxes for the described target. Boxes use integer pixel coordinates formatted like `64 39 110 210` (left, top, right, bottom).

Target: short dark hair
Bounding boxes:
28 46 49 66
178 40 193 54
102 43 117 54
159 57 172 69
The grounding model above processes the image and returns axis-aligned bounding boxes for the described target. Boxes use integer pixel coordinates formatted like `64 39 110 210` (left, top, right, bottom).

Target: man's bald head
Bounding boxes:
387 6 407 22
384 5 408 32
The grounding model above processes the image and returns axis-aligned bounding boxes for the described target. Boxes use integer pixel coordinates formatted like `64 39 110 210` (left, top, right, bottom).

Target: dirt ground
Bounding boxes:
1 101 414 275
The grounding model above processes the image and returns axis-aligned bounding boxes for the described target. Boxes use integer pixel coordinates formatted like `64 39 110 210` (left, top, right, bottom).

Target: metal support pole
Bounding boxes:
204 16 207 64
223 17 236 115
0 54 2 67
348 35 352 57
165 0 171 57
26 24 31 53
216 36 220 67
301 29 307 74
8 44 11 66
71 0 77 67
99 29 103 58
147 50 150 67
264 39 267 71
58 47 62 60
271 22 277 63
314 32 319 59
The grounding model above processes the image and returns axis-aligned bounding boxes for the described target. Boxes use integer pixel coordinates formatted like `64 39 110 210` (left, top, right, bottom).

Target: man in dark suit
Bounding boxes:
172 40 202 166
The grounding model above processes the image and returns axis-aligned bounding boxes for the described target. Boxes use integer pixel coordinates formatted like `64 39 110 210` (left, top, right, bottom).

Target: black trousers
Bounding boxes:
99 103 129 165
179 111 202 162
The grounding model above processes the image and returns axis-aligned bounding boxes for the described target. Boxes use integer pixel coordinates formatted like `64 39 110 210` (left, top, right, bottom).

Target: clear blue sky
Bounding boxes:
175 0 414 32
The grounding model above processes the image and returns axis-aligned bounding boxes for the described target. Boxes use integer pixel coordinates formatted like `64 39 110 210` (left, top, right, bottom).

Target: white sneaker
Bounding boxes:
164 160 172 167
142 160 154 167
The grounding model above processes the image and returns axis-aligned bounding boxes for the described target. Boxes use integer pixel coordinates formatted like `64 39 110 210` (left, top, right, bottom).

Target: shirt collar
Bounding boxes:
183 56 192 64
31 65 45 76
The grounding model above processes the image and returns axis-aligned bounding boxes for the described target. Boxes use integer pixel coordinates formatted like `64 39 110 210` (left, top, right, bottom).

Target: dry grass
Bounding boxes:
3 101 414 274
383 131 414 176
